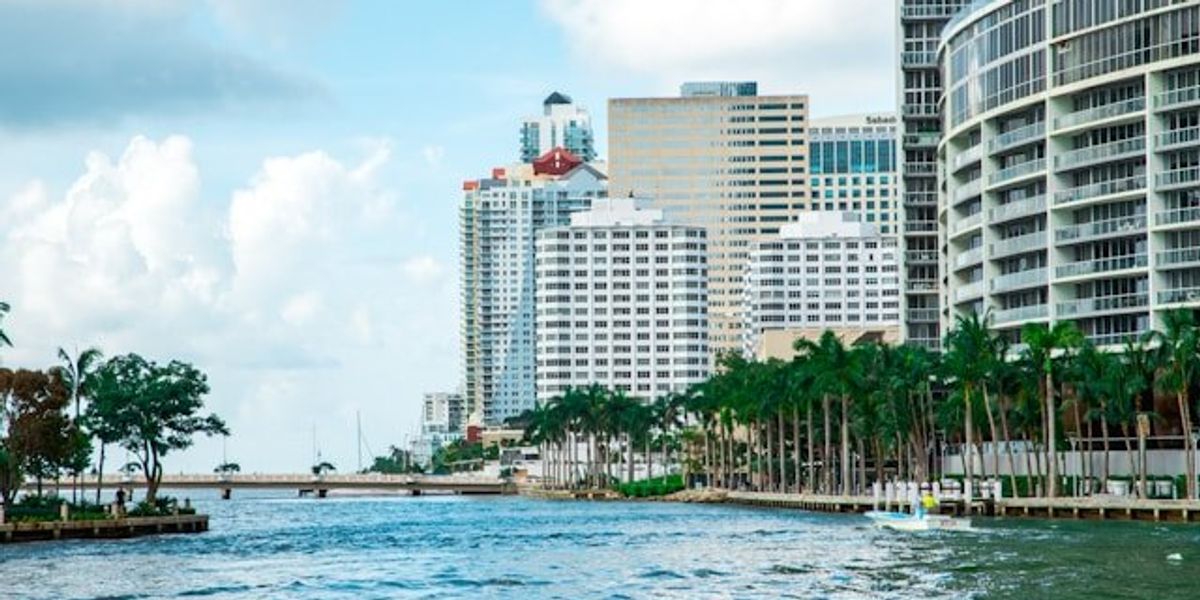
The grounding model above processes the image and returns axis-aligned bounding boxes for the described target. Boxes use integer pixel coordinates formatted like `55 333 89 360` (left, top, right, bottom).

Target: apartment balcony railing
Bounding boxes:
905 221 939 233
905 191 938 206
1054 214 1146 245
904 162 938 176
1054 97 1145 131
988 121 1045 153
1155 206 1200 227
1156 167 1200 191
907 308 940 323
954 246 984 269
1054 175 1145 205
990 231 1045 258
952 144 984 172
904 131 941 148
1054 137 1145 171
951 211 983 235
1159 286 1200 304
952 178 983 204
1157 246 1200 267
989 195 1046 224
993 304 1048 324
991 267 1048 293
903 103 940 117
905 250 939 264
1057 293 1149 318
906 279 939 293
954 280 986 302
900 3 963 19
1155 84 1200 111
902 51 938 67
1088 331 1148 347
988 158 1046 187
1055 253 1148 279
1155 126 1200 151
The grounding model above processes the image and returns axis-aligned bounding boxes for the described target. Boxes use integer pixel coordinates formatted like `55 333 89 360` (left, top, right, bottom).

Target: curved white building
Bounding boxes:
938 0 1200 346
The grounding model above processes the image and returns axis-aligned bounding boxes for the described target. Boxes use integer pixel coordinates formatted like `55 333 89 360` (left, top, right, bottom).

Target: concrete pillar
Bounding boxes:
221 488 232 500
993 480 1003 500
872 481 882 510
964 479 973 515
317 489 328 499
60 503 69 521
884 482 895 510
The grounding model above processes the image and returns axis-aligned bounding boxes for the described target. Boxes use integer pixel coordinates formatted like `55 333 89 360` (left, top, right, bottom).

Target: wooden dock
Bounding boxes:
995 497 1200 523
1 514 209 544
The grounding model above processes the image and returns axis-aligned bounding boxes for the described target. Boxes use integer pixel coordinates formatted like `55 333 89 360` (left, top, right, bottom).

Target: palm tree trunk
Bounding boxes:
95 443 106 505
964 387 975 502
778 411 787 493
1179 390 1196 500
840 395 851 496
1100 403 1111 484
745 424 754 491
998 398 1019 499
766 419 775 492
806 403 815 492
792 405 801 494
823 394 832 494
1120 424 1137 494
1047 371 1059 498
982 386 1001 482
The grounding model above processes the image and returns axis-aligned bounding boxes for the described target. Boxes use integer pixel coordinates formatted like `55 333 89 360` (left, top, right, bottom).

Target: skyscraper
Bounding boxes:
520 92 596 163
897 0 972 350
460 150 607 424
609 82 810 355
809 114 901 234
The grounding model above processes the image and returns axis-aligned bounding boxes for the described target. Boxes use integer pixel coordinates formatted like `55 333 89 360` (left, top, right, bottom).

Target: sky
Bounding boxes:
0 0 896 473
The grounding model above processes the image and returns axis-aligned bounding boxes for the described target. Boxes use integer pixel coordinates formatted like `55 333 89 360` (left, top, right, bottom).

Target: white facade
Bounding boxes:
520 92 596 162
745 211 902 355
461 162 607 424
809 114 901 234
534 197 710 403
422 391 465 434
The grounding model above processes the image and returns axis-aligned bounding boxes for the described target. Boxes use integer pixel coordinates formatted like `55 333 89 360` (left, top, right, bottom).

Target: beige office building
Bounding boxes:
609 82 810 354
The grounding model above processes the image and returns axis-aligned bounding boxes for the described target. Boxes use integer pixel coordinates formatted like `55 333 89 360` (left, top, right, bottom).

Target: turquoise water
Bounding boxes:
1 491 1199 599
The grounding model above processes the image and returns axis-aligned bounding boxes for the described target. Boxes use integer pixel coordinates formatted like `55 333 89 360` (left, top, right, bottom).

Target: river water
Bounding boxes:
1 490 1198 599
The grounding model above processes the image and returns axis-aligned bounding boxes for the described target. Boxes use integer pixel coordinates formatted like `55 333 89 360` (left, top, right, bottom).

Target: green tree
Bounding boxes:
0 368 73 497
1021 321 1083 498
1152 309 1200 500
88 354 228 504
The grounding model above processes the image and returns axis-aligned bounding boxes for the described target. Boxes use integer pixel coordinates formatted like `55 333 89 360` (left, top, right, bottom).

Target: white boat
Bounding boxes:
864 510 972 532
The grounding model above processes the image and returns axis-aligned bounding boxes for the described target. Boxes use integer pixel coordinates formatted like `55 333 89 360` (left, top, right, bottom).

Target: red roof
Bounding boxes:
532 146 583 176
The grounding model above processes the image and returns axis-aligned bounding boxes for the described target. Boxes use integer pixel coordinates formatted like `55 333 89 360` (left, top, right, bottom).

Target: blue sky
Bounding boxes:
0 0 894 472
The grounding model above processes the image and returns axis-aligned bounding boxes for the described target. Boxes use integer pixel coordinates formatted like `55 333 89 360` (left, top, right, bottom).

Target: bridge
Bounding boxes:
47 474 513 498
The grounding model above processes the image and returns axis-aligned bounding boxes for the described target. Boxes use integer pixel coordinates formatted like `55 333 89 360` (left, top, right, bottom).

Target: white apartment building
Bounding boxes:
534 197 710 403
744 211 902 358
461 154 607 424
422 391 465 434
809 114 901 234
520 92 596 163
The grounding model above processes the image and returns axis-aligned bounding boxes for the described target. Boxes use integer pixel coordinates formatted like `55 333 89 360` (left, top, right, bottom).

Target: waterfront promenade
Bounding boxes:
53 474 513 497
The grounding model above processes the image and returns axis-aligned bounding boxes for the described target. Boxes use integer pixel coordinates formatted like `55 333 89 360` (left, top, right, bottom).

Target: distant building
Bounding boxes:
520 92 596 163
535 197 710 402
808 114 900 234
609 81 810 356
745 211 901 360
422 391 465 434
460 151 607 424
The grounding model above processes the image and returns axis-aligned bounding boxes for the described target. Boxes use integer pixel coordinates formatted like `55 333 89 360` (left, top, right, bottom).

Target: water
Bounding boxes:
2 491 1199 599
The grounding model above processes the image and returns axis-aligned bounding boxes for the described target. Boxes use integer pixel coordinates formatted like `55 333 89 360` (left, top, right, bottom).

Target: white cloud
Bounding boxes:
421 144 446 168
540 0 895 115
0 135 457 472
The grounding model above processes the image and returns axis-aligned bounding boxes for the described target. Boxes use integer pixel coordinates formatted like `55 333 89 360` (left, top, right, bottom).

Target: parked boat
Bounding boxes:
864 511 972 532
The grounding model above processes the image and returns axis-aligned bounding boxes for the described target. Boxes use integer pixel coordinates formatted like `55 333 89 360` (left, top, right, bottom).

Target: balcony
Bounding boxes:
904 131 941 148
907 308 940 323
993 304 1048 325
1054 175 1145 205
905 250 939 264
1155 206 1200 227
1087 331 1148 347
989 121 1045 153
1054 97 1145 131
1156 167 1200 191
1154 84 1200 111
1057 293 1148 318
954 280 986 302
952 178 983 205
1159 286 1200 304
902 51 938 68
904 161 938 176
1054 137 1145 171
906 279 939 293
952 144 984 172
951 211 983 235
1155 126 1200 151
990 231 1045 258
903 104 940 117
1158 246 1200 268
991 267 1048 293
989 195 1046 224
988 158 1046 188
905 220 939 234
1055 253 1148 279
954 246 984 269
1054 215 1146 245
905 192 938 206
900 3 962 19
909 338 942 351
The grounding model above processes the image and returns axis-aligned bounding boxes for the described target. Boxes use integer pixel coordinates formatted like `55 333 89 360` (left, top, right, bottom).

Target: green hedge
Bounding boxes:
616 474 685 498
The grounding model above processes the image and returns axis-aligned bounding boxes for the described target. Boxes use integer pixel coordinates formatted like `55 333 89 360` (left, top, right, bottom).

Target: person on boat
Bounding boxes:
921 491 939 516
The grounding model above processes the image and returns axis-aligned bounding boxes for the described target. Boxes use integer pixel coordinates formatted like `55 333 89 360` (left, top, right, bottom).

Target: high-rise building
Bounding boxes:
520 92 596 163
681 81 758 98
897 0 972 350
609 82 810 355
809 114 901 234
422 391 465 434
535 197 710 402
937 0 1200 347
461 150 607 424
744 211 902 359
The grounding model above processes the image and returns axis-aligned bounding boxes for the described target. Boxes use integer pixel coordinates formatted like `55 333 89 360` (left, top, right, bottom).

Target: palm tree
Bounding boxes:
1152 309 1200 500
1020 321 1083 498
943 313 996 501
0 301 11 350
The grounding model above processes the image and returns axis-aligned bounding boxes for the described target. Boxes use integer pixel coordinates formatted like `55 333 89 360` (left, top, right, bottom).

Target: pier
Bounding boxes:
1 514 208 544
60 474 514 498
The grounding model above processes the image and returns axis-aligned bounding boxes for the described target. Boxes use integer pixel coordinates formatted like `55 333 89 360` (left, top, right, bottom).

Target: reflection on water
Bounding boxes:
1 490 1198 599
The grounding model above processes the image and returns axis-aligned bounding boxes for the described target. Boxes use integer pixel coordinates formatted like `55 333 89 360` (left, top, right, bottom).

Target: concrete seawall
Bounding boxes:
1 514 209 544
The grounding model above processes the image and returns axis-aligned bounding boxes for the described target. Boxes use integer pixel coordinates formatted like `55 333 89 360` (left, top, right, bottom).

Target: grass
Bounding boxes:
616 474 685 498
